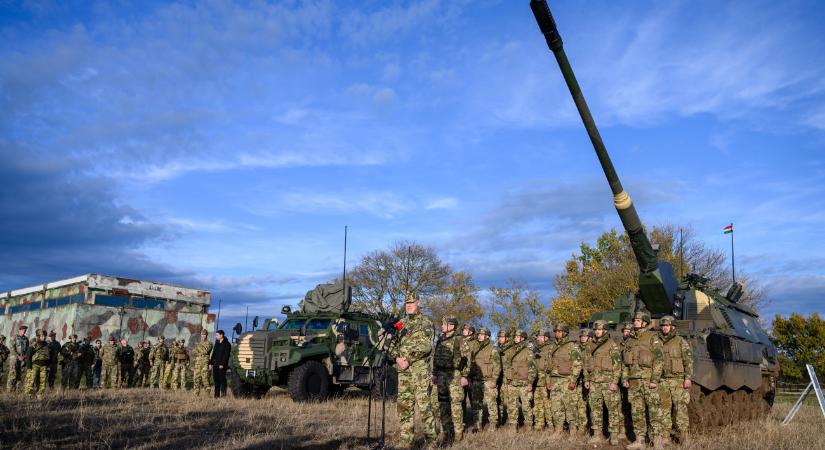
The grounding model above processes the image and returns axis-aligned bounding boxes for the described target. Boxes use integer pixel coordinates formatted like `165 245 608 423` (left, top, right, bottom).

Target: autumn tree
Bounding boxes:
348 241 451 315
549 224 764 326
487 279 549 334
423 271 484 325
771 313 825 382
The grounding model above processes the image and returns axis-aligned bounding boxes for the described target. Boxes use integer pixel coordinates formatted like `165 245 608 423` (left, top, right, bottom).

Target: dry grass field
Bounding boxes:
1 387 823 450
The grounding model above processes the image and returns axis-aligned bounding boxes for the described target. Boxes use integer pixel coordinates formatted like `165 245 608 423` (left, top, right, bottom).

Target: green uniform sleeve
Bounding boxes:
581 344 590 384
620 345 629 383
650 334 664 384
568 344 582 385
610 342 622 385
681 338 694 380
492 348 502 382
404 317 434 363
459 340 471 378
527 353 537 385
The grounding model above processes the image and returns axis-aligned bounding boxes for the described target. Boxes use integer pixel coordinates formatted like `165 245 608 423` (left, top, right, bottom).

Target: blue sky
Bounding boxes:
1 0 824 331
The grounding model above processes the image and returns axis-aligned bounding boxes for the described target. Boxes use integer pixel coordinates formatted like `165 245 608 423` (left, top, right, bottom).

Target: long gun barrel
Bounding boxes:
530 0 676 315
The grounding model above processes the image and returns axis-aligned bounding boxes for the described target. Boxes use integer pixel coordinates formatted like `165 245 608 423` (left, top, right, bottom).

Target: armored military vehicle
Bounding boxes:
529 0 779 429
230 282 398 401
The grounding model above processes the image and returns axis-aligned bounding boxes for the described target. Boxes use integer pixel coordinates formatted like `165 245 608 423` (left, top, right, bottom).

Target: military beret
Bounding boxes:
554 323 570 333
633 311 651 323
659 315 676 326
592 320 608 330
478 327 491 336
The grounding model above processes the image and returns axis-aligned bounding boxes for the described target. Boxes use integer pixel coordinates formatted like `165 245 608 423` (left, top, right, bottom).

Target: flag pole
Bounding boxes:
730 222 736 283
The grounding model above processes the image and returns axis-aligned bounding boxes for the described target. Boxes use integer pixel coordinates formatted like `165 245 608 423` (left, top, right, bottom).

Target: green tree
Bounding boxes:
487 279 549 334
771 313 825 382
424 271 483 326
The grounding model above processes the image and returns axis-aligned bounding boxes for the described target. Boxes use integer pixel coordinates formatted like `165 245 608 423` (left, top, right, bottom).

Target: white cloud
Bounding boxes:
426 197 459 210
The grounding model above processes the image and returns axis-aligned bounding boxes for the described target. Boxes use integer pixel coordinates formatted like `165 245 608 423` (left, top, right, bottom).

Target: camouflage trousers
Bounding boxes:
506 383 533 429
149 361 165 387
578 385 588 429
133 363 150 387
533 375 550 429
588 382 621 436
627 379 663 441
25 363 48 397
163 362 176 388
101 363 120 388
7 359 27 390
548 377 580 429
435 370 464 436
192 360 211 394
471 379 499 428
172 362 188 389
64 360 80 388
396 362 437 446
659 378 690 435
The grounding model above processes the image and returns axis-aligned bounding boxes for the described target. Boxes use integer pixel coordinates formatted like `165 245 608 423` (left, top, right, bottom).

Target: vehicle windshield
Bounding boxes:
280 319 306 330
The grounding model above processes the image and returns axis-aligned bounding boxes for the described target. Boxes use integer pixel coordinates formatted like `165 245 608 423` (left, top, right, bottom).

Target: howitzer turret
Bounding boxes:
530 0 676 316
529 0 779 431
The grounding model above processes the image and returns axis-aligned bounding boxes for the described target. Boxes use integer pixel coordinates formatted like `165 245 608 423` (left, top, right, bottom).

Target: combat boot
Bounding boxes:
627 439 648 449
609 435 620 446
436 431 447 447
652 436 668 448
454 429 464 442
551 423 564 437
588 434 607 445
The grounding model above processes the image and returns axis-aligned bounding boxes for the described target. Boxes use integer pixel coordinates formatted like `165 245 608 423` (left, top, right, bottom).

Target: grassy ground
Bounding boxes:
1 387 823 449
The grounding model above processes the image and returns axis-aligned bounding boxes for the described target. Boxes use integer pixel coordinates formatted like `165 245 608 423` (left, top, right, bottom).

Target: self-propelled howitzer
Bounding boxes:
529 0 778 429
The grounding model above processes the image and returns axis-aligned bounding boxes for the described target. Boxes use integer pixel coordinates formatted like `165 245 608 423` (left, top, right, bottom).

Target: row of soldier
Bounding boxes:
391 294 692 449
0 326 218 398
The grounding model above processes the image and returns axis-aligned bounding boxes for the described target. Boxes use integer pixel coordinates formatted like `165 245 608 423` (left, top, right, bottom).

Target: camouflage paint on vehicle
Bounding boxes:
1 274 215 348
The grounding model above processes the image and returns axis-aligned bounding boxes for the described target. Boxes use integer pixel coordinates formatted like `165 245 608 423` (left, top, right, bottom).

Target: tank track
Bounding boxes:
688 382 773 429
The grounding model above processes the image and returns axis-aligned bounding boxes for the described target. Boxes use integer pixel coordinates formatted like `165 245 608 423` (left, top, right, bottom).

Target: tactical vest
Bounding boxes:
623 329 655 369
662 333 687 377
586 337 615 374
534 343 551 373
31 341 51 365
174 347 188 362
15 336 29 356
472 341 497 380
152 344 168 362
63 342 81 360
550 340 576 376
433 334 461 371
505 344 531 382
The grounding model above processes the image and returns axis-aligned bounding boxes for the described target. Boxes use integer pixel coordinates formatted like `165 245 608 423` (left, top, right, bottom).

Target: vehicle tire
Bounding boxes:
253 385 271 399
287 360 331 402
230 369 254 398
370 366 398 400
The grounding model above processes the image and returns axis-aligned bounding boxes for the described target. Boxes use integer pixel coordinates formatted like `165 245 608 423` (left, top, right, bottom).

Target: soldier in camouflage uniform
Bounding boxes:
622 312 665 449
433 315 470 443
47 331 61 388
390 293 437 448
193 330 213 395
164 340 178 389
584 320 622 445
7 325 29 391
496 329 509 422
576 329 593 437
617 321 634 441
469 327 501 430
532 329 552 430
79 337 96 388
100 337 120 388
61 334 82 389
172 339 190 389
0 335 9 386
25 329 51 398
133 341 152 387
150 336 169 388
658 316 693 445
546 323 582 437
461 324 478 430
503 329 536 430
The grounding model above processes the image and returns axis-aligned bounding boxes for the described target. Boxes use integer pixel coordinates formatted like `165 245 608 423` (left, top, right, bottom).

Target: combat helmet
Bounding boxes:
478 327 491 336
497 329 507 338
633 311 651 323
659 315 676 326
463 324 476 335
592 320 608 330
514 329 528 338
442 315 459 327
554 323 570 334
621 322 633 332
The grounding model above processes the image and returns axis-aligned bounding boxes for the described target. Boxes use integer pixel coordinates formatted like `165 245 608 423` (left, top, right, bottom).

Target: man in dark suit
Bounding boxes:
209 330 231 398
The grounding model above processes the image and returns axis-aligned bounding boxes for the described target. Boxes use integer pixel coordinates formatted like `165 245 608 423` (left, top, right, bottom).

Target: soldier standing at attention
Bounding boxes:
100 337 120 388
93 339 102 387
79 336 95 388
172 338 190 389
390 293 437 449
433 316 470 443
25 329 50 398
150 336 169 388
584 320 622 446
618 321 634 441
532 329 552 430
658 316 693 446
46 331 61 389
0 335 9 385
577 330 594 437
133 341 152 387
117 338 135 388
622 312 665 449
193 330 213 395
495 328 509 422
164 340 178 389
546 323 582 437
503 329 536 430
7 325 29 391
61 334 82 389
461 324 478 430
469 327 501 430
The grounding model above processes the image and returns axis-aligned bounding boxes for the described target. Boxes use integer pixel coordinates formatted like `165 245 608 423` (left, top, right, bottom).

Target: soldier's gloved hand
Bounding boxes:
648 382 657 389
609 383 617 392
683 379 692 389
622 381 629 388
584 381 590 389
460 377 469 387
567 382 575 391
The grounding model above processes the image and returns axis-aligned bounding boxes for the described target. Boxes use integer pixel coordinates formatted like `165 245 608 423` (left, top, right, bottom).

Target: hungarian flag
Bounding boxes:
723 224 733 234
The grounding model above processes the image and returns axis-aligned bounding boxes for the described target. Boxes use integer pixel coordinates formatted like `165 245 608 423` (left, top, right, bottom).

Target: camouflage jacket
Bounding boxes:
660 330 693 380
61 341 83 362
534 341 552 382
100 344 120 366
194 340 213 363
584 335 621 385
433 332 470 377
621 326 664 383
10 335 29 360
547 337 582 386
503 342 537 386
151 343 169 363
0 342 9 366
390 313 434 367
27 340 51 366
470 340 501 382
